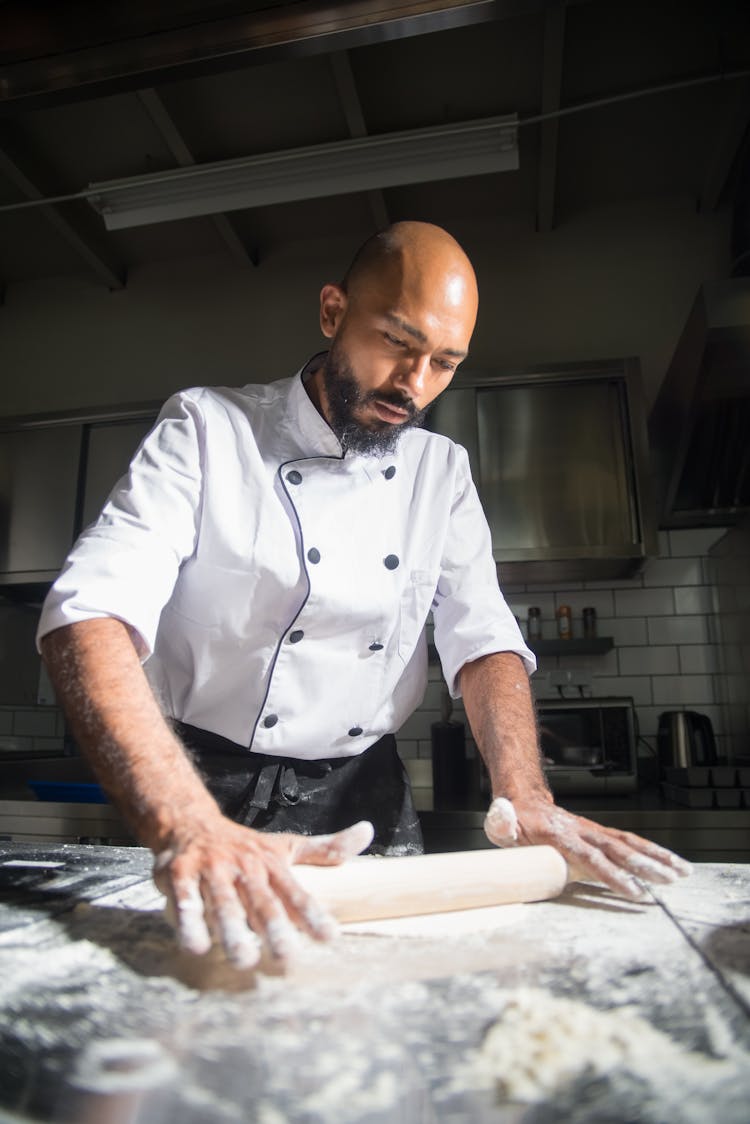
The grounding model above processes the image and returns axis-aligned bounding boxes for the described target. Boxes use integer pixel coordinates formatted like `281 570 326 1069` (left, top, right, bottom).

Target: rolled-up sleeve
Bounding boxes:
37 391 205 659
432 445 535 697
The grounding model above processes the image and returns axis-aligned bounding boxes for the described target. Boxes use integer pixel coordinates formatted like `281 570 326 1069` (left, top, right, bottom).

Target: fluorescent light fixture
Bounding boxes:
87 115 518 229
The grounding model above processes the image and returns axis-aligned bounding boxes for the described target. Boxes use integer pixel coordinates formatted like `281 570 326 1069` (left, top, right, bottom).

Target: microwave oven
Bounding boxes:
535 697 638 794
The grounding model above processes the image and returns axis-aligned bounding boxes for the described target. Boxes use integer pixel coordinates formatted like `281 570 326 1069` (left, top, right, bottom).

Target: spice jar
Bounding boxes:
582 606 598 639
527 607 542 642
556 604 572 639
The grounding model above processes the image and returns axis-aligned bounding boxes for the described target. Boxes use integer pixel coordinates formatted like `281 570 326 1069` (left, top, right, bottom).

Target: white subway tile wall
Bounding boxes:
642 557 703 587
674 586 716 616
618 646 679 676
678 646 720 675
669 528 726 556
12 709 59 738
652 675 716 706
614 587 675 617
647 616 710 645
400 527 731 800
0 706 66 756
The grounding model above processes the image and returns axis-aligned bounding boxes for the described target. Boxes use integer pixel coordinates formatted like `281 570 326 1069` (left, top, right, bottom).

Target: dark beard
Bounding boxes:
322 346 429 456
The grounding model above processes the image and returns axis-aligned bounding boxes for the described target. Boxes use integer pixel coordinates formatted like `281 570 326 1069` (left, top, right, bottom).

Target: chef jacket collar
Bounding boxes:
290 353 396 483
288 351 344 460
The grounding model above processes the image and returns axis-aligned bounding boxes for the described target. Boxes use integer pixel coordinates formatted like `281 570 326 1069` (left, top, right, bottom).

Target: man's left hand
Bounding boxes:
484 795 692 900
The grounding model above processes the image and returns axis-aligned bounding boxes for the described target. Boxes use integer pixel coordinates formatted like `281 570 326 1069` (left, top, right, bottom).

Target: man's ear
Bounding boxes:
319 283 347 339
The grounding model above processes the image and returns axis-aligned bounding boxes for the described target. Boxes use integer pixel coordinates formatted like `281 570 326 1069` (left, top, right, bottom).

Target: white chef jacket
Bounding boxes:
37 364 535 758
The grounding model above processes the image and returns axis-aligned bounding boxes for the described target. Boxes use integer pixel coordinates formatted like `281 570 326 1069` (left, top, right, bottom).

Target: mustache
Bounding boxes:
362 388 419 418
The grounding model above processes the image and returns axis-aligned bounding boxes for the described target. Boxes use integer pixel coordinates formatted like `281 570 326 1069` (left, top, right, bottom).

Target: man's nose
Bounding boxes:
394 353 430 398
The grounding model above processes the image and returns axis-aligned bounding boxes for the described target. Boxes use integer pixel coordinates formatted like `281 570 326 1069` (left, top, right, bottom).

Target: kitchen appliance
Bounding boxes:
648 278 750 527
648 143 750 530
657 710 718 771
431 688 471 809
535 697 638 794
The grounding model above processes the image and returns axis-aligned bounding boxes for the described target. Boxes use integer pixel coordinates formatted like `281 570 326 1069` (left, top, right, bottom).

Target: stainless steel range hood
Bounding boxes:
427 360 657 583
648 278 750 528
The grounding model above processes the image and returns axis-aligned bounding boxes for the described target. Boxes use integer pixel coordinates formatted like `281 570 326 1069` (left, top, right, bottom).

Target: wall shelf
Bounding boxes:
529 638 614 657
428 637 614 665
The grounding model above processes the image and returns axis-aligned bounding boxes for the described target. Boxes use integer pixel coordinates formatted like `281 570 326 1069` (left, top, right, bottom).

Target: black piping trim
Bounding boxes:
247 451 344 750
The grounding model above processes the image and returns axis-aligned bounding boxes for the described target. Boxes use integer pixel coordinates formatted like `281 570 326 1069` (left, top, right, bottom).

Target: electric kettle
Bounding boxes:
657 710 718 770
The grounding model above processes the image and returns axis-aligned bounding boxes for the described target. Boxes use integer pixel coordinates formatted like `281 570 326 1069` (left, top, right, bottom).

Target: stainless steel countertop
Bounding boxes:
0 841 748 1123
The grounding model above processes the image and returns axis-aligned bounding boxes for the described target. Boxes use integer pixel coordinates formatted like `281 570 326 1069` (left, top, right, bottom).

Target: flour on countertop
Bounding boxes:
71 1036 179 1093
470 989 737 1101
1 864 750 1123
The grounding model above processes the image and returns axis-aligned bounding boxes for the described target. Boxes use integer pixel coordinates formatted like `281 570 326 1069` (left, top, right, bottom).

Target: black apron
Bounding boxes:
172 723 424 856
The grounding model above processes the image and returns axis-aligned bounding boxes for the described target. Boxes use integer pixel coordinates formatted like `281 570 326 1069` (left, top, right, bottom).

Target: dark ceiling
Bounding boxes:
1 0 749 290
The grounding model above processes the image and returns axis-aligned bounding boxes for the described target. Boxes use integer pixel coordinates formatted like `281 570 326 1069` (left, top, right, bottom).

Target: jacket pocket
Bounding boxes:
397 569 439 663
166 558 261 632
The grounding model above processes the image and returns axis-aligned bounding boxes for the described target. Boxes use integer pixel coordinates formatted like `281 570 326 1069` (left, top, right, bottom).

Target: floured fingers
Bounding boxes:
598 828 693 882
562 835 648 901
262 858 339 944
168 875 214 957
198 872 263 969
232 870 301 964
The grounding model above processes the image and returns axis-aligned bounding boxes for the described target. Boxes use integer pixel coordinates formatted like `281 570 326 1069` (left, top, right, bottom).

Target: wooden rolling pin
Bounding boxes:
292 845 568 924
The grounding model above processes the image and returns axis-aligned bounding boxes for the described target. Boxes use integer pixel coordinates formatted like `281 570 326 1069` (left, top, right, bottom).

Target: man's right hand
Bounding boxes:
153 816 374 969
39 621 374 970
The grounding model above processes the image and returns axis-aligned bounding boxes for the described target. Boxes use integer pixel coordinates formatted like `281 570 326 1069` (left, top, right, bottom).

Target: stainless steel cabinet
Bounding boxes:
80 417 155 531
427 361 656 581
0 407 157 585
0 425 83 582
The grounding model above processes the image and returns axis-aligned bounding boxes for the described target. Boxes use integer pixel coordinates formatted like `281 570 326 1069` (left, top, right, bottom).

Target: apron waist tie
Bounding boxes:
240 760 300 824
171 722 423 854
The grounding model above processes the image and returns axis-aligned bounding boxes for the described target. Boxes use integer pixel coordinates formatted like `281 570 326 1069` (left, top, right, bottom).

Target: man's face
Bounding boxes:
320 340 430 455
315 259 476 455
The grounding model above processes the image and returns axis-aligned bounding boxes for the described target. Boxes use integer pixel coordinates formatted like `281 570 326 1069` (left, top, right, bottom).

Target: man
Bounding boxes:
38 222 690 970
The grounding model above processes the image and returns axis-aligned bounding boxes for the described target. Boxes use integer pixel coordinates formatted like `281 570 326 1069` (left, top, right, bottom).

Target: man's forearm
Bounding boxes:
40 618 221 851
459 651 551 804
41 618 375 966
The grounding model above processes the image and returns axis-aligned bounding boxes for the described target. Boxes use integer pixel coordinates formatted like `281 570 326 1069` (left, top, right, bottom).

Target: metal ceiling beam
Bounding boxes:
330 51 390 231
0 135 125 289
136 88 259 267
536 1 566 233
698 76 750 214
0 1 547 112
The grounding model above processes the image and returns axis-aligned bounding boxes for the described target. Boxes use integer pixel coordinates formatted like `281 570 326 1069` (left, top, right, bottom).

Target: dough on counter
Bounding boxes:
341 903 525 938
471 988 731 1104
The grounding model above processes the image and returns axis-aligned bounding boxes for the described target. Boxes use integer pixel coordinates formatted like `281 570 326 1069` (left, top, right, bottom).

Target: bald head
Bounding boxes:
341 221 478 330
312 222 478 455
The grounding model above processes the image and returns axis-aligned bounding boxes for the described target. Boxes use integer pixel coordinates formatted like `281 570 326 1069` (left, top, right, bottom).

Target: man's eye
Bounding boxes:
384 332 405 347
435 359 456 372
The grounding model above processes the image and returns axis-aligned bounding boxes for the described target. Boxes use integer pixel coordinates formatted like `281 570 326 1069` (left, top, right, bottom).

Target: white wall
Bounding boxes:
402 526 730 806
0 195 731 417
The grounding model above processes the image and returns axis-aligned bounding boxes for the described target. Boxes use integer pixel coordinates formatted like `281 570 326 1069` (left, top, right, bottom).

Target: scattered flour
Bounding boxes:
2 863 749 1123
71 1036 178 1093
469 987 740 1105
